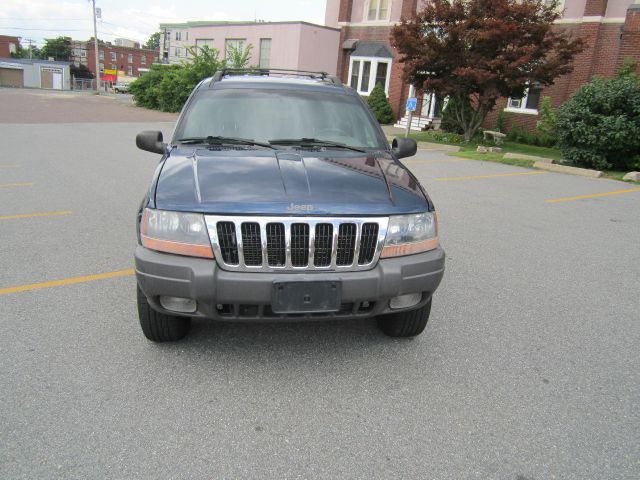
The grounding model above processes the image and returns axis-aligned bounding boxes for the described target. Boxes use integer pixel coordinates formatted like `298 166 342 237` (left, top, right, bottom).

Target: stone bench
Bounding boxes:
483 130 507 145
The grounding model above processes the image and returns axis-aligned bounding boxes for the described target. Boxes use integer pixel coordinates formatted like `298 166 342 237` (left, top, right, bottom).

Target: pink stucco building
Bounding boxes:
159 21 340 75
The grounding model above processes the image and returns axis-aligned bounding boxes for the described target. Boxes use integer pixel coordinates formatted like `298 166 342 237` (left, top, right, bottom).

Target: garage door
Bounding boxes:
0 67 24 87
41 67 63 89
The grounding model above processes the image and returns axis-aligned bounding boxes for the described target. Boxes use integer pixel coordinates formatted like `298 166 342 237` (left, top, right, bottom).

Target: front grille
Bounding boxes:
205 216 388 272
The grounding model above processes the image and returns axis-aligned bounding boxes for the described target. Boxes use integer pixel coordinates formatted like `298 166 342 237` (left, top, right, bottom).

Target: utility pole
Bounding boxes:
23 38 36 59
91 0 101 91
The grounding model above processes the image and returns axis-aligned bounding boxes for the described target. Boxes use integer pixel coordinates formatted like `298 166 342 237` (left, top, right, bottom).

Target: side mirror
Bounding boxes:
392 137 417 159
136 131 167 154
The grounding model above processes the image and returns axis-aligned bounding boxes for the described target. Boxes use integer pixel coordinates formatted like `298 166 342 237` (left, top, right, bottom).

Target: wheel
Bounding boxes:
115 89 119 93
377 299 431 337
136 286 191 342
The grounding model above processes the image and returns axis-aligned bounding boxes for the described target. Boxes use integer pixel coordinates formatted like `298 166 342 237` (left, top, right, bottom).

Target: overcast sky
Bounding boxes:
0 0 327 47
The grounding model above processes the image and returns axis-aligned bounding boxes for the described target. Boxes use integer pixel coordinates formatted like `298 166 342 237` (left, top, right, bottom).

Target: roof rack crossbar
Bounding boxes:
209 68 342 86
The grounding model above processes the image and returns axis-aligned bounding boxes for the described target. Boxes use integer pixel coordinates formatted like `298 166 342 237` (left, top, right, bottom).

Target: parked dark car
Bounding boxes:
134 69 445 342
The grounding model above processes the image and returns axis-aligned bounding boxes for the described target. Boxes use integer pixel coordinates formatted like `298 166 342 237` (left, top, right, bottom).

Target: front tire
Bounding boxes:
137 286 191 342
377 299 431 337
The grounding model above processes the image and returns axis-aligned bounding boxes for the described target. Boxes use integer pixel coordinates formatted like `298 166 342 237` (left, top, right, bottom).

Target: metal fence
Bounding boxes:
71 78 95 91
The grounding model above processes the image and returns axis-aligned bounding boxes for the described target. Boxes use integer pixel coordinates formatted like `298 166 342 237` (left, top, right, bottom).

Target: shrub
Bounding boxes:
555 68 640 170
130 46 226 113
367 83 394 124
506 122 556 148
413 130 466 144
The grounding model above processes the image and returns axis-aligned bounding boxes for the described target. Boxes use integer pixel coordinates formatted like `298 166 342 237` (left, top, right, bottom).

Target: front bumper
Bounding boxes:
135 245 445 321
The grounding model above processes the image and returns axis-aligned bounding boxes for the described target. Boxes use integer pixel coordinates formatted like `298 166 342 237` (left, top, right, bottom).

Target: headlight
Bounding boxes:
141 208 213 258
381 212 439 258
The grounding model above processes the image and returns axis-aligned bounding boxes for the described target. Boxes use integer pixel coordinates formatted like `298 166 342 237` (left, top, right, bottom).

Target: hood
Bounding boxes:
154 147 429 215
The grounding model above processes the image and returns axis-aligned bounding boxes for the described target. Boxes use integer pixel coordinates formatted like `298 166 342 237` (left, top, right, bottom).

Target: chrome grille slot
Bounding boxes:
241 222 262 266
313 223 333 267
266 223 285 266
290 223 309 267
205 216 389 272
336 223 356 266
217 221 239 264
358 223 379 265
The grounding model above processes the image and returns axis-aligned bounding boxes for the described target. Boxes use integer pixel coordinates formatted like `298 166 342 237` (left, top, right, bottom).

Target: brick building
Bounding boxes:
70 39 158 81
326 0 640 132
0 35 21 58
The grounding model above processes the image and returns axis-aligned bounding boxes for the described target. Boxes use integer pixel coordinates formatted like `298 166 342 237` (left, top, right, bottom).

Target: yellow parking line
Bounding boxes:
0 182 33 188
545 187 640 203
0 210 72 221
435 171 548 181
0 269 135 296
405 158 469 164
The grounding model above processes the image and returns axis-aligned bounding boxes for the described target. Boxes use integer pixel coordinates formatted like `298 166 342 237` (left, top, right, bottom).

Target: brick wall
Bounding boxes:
583 0 608 16
0 35 21 58
617 5 640 73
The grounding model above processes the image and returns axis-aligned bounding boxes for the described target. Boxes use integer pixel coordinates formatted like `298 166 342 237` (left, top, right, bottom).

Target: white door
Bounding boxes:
52 72 62 89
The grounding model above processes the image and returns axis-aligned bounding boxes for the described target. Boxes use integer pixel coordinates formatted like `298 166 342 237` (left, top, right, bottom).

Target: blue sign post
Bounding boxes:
405 97 417 137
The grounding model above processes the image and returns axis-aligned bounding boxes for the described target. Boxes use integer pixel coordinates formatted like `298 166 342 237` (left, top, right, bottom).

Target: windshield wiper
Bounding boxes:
177 136 275 149
268 138 367 153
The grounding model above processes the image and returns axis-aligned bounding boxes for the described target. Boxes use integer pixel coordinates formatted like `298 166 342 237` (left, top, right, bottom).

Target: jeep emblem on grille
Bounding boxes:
287 203 314 211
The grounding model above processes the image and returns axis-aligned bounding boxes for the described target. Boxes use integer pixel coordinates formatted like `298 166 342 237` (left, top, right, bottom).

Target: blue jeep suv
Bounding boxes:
134 69 445 341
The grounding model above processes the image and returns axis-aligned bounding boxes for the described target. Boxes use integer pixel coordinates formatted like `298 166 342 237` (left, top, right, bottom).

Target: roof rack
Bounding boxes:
210 68 342 86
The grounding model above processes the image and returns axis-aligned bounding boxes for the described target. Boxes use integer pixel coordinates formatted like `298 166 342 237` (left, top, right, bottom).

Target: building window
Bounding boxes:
99 50 104 60
99 63 104 72
128 66 133 76
225 38 246 61
259 38 271 68
195 39 214 52
175 47 181 57
141 55 146 65
506 86 542 114
348 57 391 95
366 0 390 21
175 31 182 41
80 50 87 58
128 53 133 63
111 52 116 62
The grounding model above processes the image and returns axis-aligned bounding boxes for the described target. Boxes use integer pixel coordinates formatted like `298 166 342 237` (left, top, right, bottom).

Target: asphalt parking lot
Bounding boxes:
1 88 639 479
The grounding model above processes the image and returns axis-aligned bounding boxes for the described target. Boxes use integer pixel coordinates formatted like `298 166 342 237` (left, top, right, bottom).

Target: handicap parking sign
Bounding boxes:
406 97 417 112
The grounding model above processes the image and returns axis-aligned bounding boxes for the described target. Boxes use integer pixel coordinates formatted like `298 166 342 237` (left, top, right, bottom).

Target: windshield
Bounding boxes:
175 87 385 149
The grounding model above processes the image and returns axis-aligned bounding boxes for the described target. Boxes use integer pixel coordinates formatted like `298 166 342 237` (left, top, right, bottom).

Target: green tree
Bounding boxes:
555 65 640 170
226 43 253 68
367 83 394 124
536 96 557 146
391 0 583 141
143 32 161 50
39 37 71 61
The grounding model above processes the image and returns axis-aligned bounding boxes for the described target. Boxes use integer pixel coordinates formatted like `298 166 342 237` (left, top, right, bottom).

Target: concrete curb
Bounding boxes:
504 152 553 163
534 162 603 178
417 142 461 152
